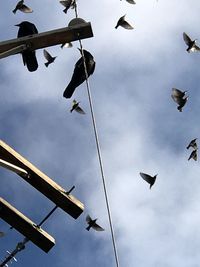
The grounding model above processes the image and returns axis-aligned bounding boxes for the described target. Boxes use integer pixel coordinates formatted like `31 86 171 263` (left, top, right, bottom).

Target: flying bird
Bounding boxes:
43 49 57 67
86 215 104 231
187 138 198 150
15 21 38 72
171 88 188 112
140 172 157 189
13 0 33 14
59 0 75 13
63 49 95 99
70 100 85 114
183 32 200 53
188 149 198 161
115 15 134 29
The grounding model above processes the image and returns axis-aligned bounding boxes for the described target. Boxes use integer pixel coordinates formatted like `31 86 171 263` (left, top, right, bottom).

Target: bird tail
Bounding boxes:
86 226 90 231
63 8 67 13
115 25 118 29
12 9 17 14
22 52 38 72
186 145 189 149
63 83 76 99
45 62 49 68
177 106 182 112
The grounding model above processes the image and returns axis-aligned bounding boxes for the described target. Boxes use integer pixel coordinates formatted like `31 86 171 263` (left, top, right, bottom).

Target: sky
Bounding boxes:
1 0 200 266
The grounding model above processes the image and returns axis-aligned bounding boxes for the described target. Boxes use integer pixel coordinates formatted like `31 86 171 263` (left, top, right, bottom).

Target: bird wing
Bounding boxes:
193 45 200 51
75 106 86 114
140 172 153 184
92 223 105 231
121 21 134 30
59 0 72 8
126 0 136 3
43 49 52 61
86 215 92 223
20 4 33 13
172 88 185 98
183 32 192 45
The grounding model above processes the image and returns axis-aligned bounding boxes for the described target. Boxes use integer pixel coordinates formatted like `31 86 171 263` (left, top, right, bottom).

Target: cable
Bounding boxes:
74 3 120 267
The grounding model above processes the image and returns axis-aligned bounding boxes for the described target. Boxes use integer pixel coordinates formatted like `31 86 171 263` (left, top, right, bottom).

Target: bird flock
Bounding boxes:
1 0 200 262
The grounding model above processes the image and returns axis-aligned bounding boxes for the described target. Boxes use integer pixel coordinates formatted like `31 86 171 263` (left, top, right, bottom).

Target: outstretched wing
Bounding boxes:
183 32 192 45
92 223 104 231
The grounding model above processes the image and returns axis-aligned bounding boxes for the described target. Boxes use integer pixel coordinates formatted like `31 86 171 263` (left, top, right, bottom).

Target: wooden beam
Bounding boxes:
0 22 93 56
0 197 55 253
0 159 28 177
0 140 84 219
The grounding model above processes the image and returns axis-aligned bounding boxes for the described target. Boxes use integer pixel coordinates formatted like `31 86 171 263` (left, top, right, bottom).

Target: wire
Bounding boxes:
74 3 120 267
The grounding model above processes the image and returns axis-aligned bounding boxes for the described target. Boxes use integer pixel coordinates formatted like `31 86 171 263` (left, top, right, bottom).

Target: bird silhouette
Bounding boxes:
15 21 38 72
115 15 134 29
63 49 95 99
86 215 104 231
43 49 57 67
188 149 198 161
140 172 157 189
13 0 33 14
183 32 200 53
171 88 188 112
59 0 75 13
187 138 198 150
70 100 85 114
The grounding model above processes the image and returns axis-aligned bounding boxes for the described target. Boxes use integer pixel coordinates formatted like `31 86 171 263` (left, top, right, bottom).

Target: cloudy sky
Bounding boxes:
1 0 200 266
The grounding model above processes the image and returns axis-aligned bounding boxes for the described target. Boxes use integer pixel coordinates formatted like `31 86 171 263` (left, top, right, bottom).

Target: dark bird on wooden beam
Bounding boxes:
70 99 85 114
63 49 95 99
183 32 200 53
43 49 57 67
140 172 157 189
59 0 75 13
188 149 198 161
171 88 188 112
13 0 33 14
187 138 198 150
15 21 38 72
115 15 134 29
86 215 104 231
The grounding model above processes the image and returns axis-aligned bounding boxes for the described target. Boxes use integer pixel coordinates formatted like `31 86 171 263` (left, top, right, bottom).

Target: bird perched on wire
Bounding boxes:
115 15 134 29
86 215 104 231
187 138 198 150
13 0 33 14
63 49 95 99
183 32 200 53
15 21 38 72
70 99 85 114
188 149 198 161
171 88 188 112
140 172 157 189
59 0 75 13
43 49 57 67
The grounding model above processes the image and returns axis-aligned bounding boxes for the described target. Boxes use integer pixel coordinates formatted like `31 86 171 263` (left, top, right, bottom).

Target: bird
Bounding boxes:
59 0 75 13
140 172 157 189
188 149 198 161
115 15 134 30
171 88 188 112
43 49 57 67
86 215 104 231
187 138 198 150
70 100 85 114
0 231 5 238
63 49 95 99
15 21 38 72
13 0 33 14
183 32 200 53
125 0 136 3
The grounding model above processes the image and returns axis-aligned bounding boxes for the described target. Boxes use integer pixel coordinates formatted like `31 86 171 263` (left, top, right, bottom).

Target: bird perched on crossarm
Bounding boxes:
13 0 33 14
15 21 38 72
140 172 157 189
63 49 95 99
86 215 104 231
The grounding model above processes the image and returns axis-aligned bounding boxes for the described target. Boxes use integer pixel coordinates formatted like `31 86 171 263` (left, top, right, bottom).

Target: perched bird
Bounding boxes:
63 49 95 99
0 231 5 238
140 172 157 189
13 0 33 14
171 88 188 112
115 15 134 30
43 49 57 67
86 215 104 231
59 0 75 13
187 138 198 150
183 32 200 53
15 21 38 72
70 100 85 114
188 149 198 161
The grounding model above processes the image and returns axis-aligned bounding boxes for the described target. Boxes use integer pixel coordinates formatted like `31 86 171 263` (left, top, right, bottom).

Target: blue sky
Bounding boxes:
1 0 200 266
